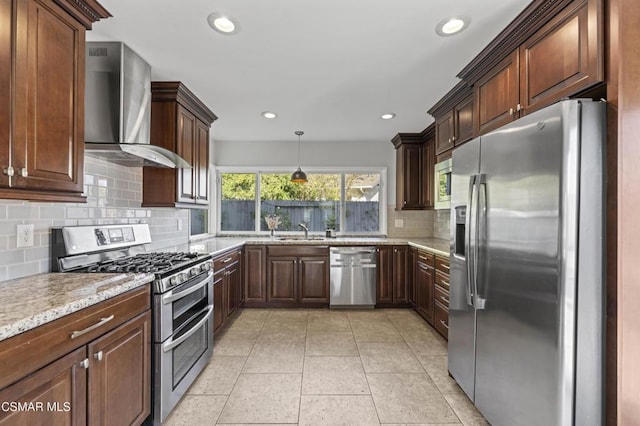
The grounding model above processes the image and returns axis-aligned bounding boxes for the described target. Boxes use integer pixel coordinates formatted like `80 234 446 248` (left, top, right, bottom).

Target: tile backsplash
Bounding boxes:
0 156 190 282
386 207 451 240
433 209 451 240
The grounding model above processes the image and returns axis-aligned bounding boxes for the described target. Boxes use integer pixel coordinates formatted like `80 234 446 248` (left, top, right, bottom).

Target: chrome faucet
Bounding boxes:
298 222 309 239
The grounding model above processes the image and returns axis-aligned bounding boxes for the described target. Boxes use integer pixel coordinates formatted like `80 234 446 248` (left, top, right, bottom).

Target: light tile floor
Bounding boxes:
165 308 488 426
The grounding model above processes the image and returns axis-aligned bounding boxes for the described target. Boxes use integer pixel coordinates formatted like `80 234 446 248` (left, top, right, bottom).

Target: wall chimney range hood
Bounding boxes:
84 42 191 168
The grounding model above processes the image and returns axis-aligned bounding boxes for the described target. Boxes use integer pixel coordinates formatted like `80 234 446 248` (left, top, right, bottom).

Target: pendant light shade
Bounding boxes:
291 130 308 183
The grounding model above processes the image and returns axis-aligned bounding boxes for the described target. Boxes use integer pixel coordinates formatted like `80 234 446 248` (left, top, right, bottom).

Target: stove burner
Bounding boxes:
85 252 201 274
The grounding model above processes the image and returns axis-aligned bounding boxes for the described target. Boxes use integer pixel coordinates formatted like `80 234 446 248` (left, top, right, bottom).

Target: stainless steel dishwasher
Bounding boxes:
330 247 377 308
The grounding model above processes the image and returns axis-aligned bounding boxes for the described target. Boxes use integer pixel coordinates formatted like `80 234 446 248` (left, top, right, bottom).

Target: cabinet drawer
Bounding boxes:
434 302 449 340
213 249 241 271
0 284 150 390
435 255 450 275
267 245 329 257
416 250 435 266
435 284 450 308
435 271 450 289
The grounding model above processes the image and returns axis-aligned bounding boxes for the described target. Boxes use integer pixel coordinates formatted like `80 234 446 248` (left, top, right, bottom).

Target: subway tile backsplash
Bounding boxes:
0 156 190 282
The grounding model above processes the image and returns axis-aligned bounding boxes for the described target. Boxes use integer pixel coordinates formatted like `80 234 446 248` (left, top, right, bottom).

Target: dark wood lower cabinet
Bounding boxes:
415 261 435 324
225 260 241 318
0 286 151 426
376 245 411 307
299 257 329 304
408 248 417 306
267 257 297 303
0 347 87 426
213 272 225 332
87 311 151 426
244 245 266 304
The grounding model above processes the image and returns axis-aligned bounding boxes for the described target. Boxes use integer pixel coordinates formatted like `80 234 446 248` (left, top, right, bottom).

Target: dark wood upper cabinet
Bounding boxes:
457 0 603 136
143 82 217 208
435 112 454 154
0 0 109 202
474 50 520 135
392 127 435 211
428 81 474 156
519 0 603 114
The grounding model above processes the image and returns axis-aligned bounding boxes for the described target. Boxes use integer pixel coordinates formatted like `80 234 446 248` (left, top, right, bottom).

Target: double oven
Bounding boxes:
52 224 214 424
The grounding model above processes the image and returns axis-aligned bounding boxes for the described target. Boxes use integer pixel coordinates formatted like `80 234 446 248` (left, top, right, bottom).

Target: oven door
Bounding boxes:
155 270 214 342
154 302 214 424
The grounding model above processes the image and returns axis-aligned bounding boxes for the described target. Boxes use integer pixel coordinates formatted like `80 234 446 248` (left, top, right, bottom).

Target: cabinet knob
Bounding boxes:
94 351 103 361
516 103 523 112
3 166 14 177
451 136 456 142
80 358 90 369
19 168 28 177
403 200 407 205
509 108 515 116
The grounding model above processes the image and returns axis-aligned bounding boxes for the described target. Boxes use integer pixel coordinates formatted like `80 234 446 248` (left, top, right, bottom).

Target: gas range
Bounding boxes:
51 224 216 424
51 224 212 293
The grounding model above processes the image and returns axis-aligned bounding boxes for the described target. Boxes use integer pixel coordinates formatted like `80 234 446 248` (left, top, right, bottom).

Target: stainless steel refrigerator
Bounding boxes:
448 99 605 426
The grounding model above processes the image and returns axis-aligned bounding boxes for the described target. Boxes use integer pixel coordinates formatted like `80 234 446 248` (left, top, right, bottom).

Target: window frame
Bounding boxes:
215 166 387 236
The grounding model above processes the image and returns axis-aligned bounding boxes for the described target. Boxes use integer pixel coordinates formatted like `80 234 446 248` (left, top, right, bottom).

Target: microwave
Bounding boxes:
434 158 452 210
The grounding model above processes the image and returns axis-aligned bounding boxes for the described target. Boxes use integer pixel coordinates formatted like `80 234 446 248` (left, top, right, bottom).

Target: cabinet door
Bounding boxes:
416 262 434 324
435 111 454 154
195 120 209 204
474 50 519 135
267 257 297 303
400 145 423 209
392 246 408 304
13 0 85 194
226 261 240 318
213 272 225 332
376 247 393 304
0 0 10 189
0 347 87 426
176 105 196 203
244 245 266 303
454 96 474 145
519 0 603 114
422 136 435 209
408 248 417 306
87 311 151 426
299 257 329 304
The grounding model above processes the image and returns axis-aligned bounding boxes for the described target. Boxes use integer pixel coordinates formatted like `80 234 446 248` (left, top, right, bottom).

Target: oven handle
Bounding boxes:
162 271 213 304
162 304 213 352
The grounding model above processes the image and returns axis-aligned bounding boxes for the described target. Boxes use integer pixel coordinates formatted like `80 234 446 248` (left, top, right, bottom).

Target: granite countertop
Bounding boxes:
184 236 450 257
0 272 154 342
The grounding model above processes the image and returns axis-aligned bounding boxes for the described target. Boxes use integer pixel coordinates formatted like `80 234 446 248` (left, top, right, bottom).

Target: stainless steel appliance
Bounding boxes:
434 158 452 210
84 42 191 168
448 99 605 426
51 224 214 425
330 247 376 308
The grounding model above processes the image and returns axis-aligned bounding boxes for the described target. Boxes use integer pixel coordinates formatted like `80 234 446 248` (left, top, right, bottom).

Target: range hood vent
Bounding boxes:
84 42 191 169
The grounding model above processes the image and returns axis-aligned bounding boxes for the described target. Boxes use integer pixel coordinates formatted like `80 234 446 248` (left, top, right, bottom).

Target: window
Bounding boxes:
218 169 385 235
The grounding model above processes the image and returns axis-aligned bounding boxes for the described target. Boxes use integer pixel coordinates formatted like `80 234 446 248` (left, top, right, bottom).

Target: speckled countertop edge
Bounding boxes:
0 273 154 342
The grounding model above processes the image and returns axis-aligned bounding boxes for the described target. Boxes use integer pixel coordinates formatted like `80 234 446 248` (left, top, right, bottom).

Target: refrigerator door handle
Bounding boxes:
474 175 487 310
465 174 477 307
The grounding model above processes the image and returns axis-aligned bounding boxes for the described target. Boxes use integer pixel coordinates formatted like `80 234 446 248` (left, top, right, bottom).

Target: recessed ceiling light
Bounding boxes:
207 12 239 35
381 113 396 120
436 16 470 37
261 111 278 119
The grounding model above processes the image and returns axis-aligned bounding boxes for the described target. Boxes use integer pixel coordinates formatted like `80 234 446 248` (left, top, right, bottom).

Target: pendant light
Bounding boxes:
291 130 308 183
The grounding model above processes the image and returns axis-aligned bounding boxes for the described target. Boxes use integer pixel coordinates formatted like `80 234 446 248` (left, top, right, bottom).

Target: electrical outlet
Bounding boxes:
177 219 183 231
394 219 404 228
16 224 34 248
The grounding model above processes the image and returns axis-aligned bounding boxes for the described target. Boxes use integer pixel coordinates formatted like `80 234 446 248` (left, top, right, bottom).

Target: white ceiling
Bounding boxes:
88 0 528 144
